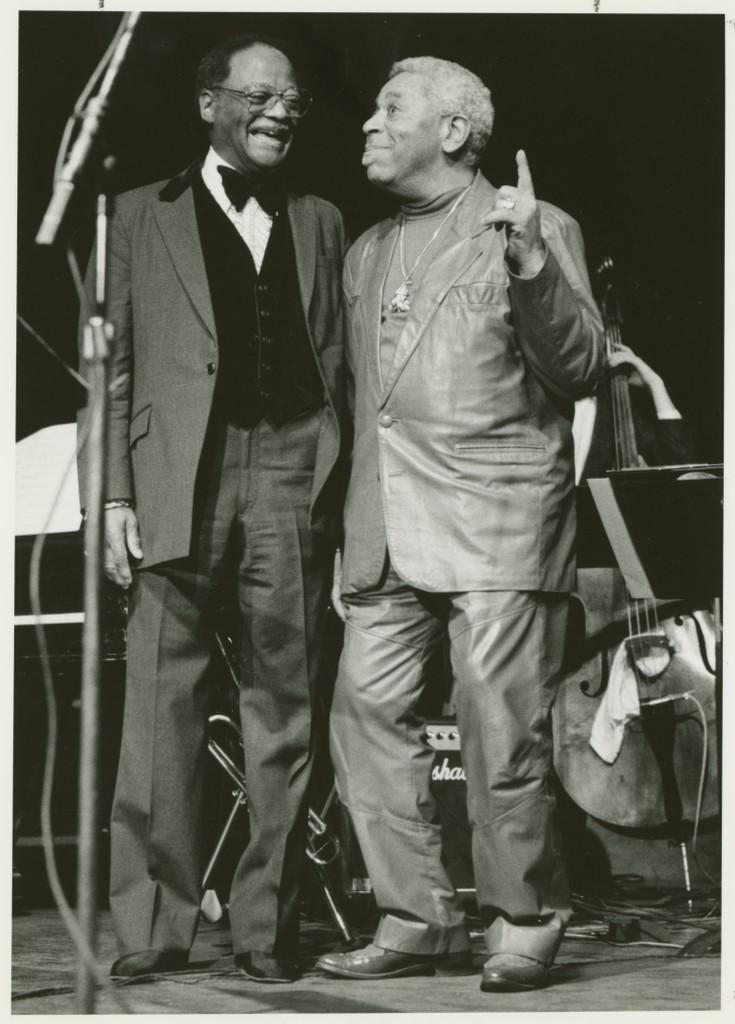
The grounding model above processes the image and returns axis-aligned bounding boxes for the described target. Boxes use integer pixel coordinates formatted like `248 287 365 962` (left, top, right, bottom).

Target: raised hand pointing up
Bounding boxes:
482 150 546 278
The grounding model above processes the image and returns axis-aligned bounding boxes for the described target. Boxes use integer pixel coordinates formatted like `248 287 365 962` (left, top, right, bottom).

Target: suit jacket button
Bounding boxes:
206 362 216 375
379 413 393 427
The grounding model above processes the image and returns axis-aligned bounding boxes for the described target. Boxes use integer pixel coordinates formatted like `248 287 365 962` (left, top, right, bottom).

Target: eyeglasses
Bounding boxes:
214 86 312 119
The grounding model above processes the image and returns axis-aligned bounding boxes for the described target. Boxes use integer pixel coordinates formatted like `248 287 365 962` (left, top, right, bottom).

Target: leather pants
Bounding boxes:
330 560 571 963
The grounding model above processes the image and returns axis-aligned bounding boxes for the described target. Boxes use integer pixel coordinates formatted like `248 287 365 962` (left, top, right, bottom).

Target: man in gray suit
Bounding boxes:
78 34 346 983
316 56 603 992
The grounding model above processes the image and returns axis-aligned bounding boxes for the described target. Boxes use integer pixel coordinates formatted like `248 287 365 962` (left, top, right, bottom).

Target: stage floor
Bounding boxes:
11 902 721 1015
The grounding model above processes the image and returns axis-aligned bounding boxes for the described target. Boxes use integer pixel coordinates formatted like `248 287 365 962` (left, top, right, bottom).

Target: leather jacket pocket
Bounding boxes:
454 441 547 464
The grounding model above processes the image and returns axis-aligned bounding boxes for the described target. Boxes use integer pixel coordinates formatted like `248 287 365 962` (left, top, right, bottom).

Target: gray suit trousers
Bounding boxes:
110 412 330 957
330 561 571 963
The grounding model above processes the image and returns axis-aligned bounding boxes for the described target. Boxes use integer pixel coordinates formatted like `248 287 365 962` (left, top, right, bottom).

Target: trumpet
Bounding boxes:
206 712 342 868
201 634 352 942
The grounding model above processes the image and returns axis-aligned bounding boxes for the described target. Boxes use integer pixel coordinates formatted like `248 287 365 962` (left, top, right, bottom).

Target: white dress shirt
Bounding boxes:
201 147 275 273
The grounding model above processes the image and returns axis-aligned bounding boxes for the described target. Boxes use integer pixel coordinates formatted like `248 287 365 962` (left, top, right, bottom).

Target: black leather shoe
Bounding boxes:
316 943 474 980
480 953 550 992
111 949 189 978
235 951 298 984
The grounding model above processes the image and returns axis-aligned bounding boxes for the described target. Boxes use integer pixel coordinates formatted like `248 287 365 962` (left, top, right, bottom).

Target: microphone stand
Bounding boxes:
34 12 140 1012
77 190 111 1013
36 12 140 247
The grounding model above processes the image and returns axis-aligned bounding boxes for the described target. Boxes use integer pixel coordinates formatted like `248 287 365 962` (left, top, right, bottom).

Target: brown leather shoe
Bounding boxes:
480 953 551 992
235 951 298 983
316 942 474 980
110 949 189 978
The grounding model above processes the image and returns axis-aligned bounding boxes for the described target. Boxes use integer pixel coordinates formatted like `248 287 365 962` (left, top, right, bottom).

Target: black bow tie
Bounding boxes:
217 166 282 216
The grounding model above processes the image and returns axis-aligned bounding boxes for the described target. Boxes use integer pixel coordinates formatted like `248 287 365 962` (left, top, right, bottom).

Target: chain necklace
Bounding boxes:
388 183 472 314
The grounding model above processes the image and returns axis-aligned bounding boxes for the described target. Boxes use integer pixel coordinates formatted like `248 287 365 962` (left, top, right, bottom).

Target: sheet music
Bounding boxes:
14 423 81 537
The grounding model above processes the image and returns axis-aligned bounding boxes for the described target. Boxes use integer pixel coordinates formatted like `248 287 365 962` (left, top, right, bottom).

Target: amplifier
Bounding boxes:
425 719 464 782
425 720 461 749
337 719 476 899
425 719 474 892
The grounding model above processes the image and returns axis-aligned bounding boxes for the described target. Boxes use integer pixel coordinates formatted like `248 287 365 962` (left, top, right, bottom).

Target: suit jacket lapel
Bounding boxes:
152 177 216 339
288 195 316 321
346 218 397 389
355 219 400 393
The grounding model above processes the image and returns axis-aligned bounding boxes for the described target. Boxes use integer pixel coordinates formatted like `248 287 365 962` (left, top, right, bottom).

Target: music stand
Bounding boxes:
586 465 723 601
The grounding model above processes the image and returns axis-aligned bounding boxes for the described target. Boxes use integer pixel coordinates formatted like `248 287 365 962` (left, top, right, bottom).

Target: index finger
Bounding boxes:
516 149 535 195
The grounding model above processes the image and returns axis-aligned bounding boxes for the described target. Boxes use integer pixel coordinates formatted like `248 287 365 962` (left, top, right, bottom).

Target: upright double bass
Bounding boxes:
552 260 717 830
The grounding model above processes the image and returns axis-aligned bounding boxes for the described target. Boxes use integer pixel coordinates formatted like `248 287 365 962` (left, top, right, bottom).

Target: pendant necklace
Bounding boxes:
388 183 472 314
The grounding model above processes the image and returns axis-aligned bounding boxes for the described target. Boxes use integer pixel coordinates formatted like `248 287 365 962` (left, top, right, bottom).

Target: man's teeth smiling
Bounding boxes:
252 125 289 140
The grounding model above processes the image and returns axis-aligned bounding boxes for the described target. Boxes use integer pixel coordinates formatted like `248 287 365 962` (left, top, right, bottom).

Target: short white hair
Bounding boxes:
389 56 494 167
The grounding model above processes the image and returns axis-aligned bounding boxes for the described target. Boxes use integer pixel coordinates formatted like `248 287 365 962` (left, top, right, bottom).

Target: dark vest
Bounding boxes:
193 176 323 427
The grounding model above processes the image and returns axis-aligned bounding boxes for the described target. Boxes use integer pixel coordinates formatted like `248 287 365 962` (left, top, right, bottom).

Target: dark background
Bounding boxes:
17 11 724 459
